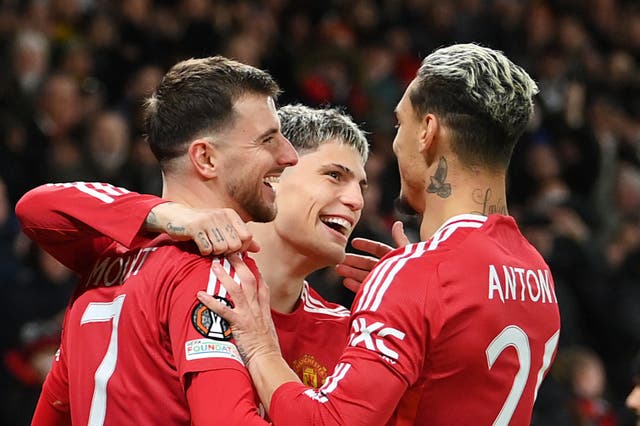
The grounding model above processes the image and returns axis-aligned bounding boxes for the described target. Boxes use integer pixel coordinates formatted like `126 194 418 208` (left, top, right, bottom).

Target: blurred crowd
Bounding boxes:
1 0 640 424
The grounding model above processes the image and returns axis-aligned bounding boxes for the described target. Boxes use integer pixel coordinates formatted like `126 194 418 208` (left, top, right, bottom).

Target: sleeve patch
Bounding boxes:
185 339 244 364
191 298 233 341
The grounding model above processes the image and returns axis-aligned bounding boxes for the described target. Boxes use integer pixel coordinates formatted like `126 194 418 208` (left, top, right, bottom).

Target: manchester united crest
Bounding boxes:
292 354 328 389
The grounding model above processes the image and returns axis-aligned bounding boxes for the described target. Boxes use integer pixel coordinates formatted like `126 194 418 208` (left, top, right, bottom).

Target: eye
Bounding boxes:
263 136 275 144
326 170 341 181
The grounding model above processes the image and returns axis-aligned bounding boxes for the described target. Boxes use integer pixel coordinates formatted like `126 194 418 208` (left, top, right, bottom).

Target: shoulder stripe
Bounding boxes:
356 243 427 312
355 244 414 312
427 220 483 251
301 283 350 317
206 257 239 297
369 242 427 311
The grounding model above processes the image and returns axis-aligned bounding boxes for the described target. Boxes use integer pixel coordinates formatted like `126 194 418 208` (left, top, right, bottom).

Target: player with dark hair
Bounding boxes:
17 56 298 425
199 43 562 425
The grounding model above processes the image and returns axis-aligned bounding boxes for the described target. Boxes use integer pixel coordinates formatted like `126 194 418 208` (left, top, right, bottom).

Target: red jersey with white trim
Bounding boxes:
272 282 350 389
16 183 267 425
269 214 561 426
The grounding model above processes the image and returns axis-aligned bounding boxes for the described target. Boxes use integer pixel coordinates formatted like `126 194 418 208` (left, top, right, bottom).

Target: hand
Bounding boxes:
197 254 280 365
336 221 410 293
146 203 259 255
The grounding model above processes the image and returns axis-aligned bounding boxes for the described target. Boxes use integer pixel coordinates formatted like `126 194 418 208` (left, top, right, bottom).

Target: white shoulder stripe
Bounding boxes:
355 244 414 312
301 283 350 317
356 243 427 312
369 242 427 311
427 221 483 251
206 257 237 297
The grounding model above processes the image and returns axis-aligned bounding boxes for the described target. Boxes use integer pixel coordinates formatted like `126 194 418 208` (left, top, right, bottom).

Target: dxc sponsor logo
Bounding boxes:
348 318 405 361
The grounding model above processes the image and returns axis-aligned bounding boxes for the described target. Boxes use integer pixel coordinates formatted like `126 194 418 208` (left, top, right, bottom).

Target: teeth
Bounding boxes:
320 216 352 234
263 176 280 185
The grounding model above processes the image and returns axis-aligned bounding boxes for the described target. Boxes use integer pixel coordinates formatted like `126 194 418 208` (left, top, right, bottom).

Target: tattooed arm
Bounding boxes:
146 202 258 255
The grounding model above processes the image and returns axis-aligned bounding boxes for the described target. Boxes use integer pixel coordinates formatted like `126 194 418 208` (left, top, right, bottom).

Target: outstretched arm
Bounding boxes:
16 182 166 273
16 182 257 273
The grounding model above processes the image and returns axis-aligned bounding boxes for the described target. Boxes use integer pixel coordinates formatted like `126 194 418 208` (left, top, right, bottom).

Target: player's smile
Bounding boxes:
319 214 354 243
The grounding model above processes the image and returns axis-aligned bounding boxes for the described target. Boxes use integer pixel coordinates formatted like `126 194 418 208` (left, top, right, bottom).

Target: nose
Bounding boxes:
341 182 364 212
277 135 298 167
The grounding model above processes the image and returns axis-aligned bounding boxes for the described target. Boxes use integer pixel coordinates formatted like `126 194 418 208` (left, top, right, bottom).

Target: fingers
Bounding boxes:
194 231 214 256
227 254 257 293
391 221 411 247
197 290 237 322
350 238 394 258
342 277 362 294
340 253 379 271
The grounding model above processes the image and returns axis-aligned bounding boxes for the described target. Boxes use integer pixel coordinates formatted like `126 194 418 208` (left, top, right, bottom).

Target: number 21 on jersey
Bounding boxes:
486 325 560 426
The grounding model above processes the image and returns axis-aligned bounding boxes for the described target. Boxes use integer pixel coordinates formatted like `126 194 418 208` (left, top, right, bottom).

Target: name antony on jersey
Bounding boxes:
86 247 157 288
488 264 557 304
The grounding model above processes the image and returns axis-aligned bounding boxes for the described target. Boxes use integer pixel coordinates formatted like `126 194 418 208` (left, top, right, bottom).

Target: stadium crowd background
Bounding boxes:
0 0 639 424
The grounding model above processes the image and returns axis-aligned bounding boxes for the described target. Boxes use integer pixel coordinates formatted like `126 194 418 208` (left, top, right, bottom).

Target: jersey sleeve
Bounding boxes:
268 245 432 425
187 369 269 425
168 254 259 379
166 254 266 422
15 182 166 273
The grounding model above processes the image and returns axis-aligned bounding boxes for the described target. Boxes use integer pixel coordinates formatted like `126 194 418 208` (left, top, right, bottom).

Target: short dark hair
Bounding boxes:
144 56 280 166
409 44 538 170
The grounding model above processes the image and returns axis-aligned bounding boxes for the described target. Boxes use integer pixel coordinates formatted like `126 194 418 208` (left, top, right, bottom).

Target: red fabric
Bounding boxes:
272 282 350 389
187 369 269 425
269 214 561 425
15 182 166 274
31 377 71 426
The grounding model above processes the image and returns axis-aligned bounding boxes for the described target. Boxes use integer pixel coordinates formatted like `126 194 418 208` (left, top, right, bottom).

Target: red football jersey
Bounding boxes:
16 183 267 425
269 214 561 426
273 282 350 389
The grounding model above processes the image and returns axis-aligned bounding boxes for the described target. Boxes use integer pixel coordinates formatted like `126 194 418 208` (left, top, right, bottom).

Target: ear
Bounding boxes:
419 113 439 165
188 138 218 179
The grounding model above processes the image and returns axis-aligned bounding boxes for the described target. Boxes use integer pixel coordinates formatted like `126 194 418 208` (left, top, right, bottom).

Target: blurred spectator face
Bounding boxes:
573 353 607 399
527 143 560 182
616 164 640 216
12 29 49 94
558 16 589 52
38 74 81 134
59 42 92 80
225 33 263 67
89 13 118 47
89 112 130 174
391 80 429 215
121 0 150 24
182 0 210 18
527 2 555 48
127 65 164 101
